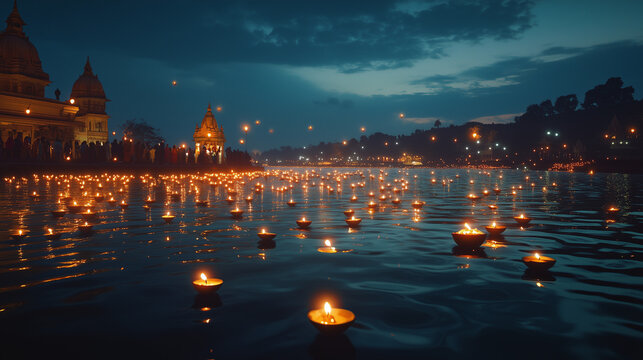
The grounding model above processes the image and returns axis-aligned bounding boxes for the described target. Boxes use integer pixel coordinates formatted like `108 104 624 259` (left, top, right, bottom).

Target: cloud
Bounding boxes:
468 113 522 124
401 116 443 124
313 97 354 109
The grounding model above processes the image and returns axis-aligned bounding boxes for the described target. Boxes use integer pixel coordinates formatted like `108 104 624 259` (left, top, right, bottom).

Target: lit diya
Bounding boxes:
318 239 337 253
522 252 556 271
142 204 151 211
193 273 223 294
513 213 532 226
308 301 355 335
379 194 387 201
45 227 61 240
245 196 253 203
367 201 378 209
119 200 129 210
79 222 93 233
107 197 117 205
287 199 297 207
345 216 362 228
11 229 28 241
482 189 490 196
493 188 501 194
162 211 175 224
350 195 358 202
451 223 487 248
296 217 312 229
467 193 480 200
30 191 40 200
488 204 498 210
392 198 401 205
51 209 66 218
67 201 82 213
607 207 619 214
225 196 235 205
145 196 156 204
257 228 276 241
94 193 105 202
81 209 97 220
484 221 506 236
196 199 209 207
411 200 425 209
343 209 355 218
230 208 243 219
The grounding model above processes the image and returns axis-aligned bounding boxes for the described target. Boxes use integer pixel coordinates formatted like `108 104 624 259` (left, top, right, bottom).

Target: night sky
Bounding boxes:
10 0 643 151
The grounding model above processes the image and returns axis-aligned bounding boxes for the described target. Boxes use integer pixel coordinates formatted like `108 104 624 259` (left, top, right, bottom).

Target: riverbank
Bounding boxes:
0 162 263 176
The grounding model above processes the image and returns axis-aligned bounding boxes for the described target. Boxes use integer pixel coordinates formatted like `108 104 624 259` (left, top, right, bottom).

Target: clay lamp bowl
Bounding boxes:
79 222 93 234
368 192 375 197
345 216 362 228
225 196 235 205
162 212 175 224
296 217 312 229
257 229 276 241
343 209 355 218
193 273 223 294
482 190 490 196
51 209 66 218
488 204 498 210
467 193 480 200
317 239 338 253
81 209 97 221
196 200 209 207
522 252 556 272
493 188 501 194
107 197 117 206
451 223 487 248
94 193 105 202
606 207 619 214
30 191 41 200
142 205 151 211
350 195 358 202
411 201 425 210
11 229 28 241
367 201 378 209
287 200 297 207
484 222 506 236
145 197 156 204
227 190 238 196
44 228 61 240
119 200 129 210
67 201 83 213
308 302 355 335
513 214 531 226
230 208 243 219
245 196 253 203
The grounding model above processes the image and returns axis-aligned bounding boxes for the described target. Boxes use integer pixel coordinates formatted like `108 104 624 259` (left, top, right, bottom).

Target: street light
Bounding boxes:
242 125 249 152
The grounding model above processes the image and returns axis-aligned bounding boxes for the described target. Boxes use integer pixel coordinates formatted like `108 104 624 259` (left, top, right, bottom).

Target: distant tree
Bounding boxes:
554 94 578 114
121 119 164 145
434 119 442 128
516 104 544 124
582 77 634 109
540 100 554 117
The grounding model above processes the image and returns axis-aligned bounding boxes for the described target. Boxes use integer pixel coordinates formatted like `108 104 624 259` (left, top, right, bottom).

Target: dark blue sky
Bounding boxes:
8 0 643 151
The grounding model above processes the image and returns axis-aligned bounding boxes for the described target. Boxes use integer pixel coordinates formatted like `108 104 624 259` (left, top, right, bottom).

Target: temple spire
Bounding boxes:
84 56 93 75
5 0 26 35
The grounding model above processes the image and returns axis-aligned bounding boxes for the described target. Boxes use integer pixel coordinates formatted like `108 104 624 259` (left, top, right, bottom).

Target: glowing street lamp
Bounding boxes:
242 125 249 152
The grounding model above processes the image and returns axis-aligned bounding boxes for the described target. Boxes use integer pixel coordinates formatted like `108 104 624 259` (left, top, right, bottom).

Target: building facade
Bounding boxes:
193 104 225 164
0 1 108 145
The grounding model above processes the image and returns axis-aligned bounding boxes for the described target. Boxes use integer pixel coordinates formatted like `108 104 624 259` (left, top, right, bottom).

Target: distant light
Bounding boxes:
399 113 405 119
239 139 245 144
546 131 551 135
171 80 177 86
216 106 222 112
255 120 261 125
269 129 274 134
360 127 366 132
555 132 559 136
308 125 313 131
69 98 75 104
25 108 30 114
631 128 636 134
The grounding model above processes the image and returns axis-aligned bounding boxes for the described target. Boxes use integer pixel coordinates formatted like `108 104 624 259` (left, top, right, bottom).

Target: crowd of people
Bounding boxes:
0 134 226 165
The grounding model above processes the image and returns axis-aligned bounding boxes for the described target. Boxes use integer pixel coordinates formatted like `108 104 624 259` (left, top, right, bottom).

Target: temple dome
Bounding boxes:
71 57 106 99
0 1 49 81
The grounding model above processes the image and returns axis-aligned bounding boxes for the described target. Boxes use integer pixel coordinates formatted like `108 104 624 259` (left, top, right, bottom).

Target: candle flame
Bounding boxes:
18 230 22 235
492 222 496 228
325 239 331 247
302 217 306 221
535 253 540 260
324 302 331 316
519 214 525 218
166 212 171 216
84 222 88 226
200 273 207 283
261 229 266 233
464 223 471 230
48 228 53 234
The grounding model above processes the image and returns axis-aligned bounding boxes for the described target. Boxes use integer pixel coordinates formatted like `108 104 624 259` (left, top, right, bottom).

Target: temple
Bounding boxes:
193 104 225 164
0 1 108 145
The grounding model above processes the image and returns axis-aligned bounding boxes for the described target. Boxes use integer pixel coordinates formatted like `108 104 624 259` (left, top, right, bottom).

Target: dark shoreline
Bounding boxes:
0 162 262 176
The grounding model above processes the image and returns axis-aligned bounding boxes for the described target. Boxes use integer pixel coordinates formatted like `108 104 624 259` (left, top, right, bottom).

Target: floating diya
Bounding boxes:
162 211 175 224
367 201 378 209
67 201 82 213
378 194 387 201
195 199 209 207
467 193 480 200
193 273 223 294
287 199 297 207
391 198 401 205
296 217 312 229
308 301 355 335
79 222 93 233
350 195 358 202
145 196 156 204
317 239 337 253
94 193 105 202
11 229 28 241
51 209 66 218
142 204 151 211
119 200 129 210
345 216 362 228
513 213 532 226
451 223 487 248
30 191 40 199
493 188 501 194
44 227 61 240
484 221 507 236
343 209 355 218
257 228 276 241
482 189 490 196
225 196 235 205
606 207 619 214
81 209 97 220
245 196 253 203
230 207 243 219
411 200 425 209
522 252 556 271
107 197 117 205
488 204 498 210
